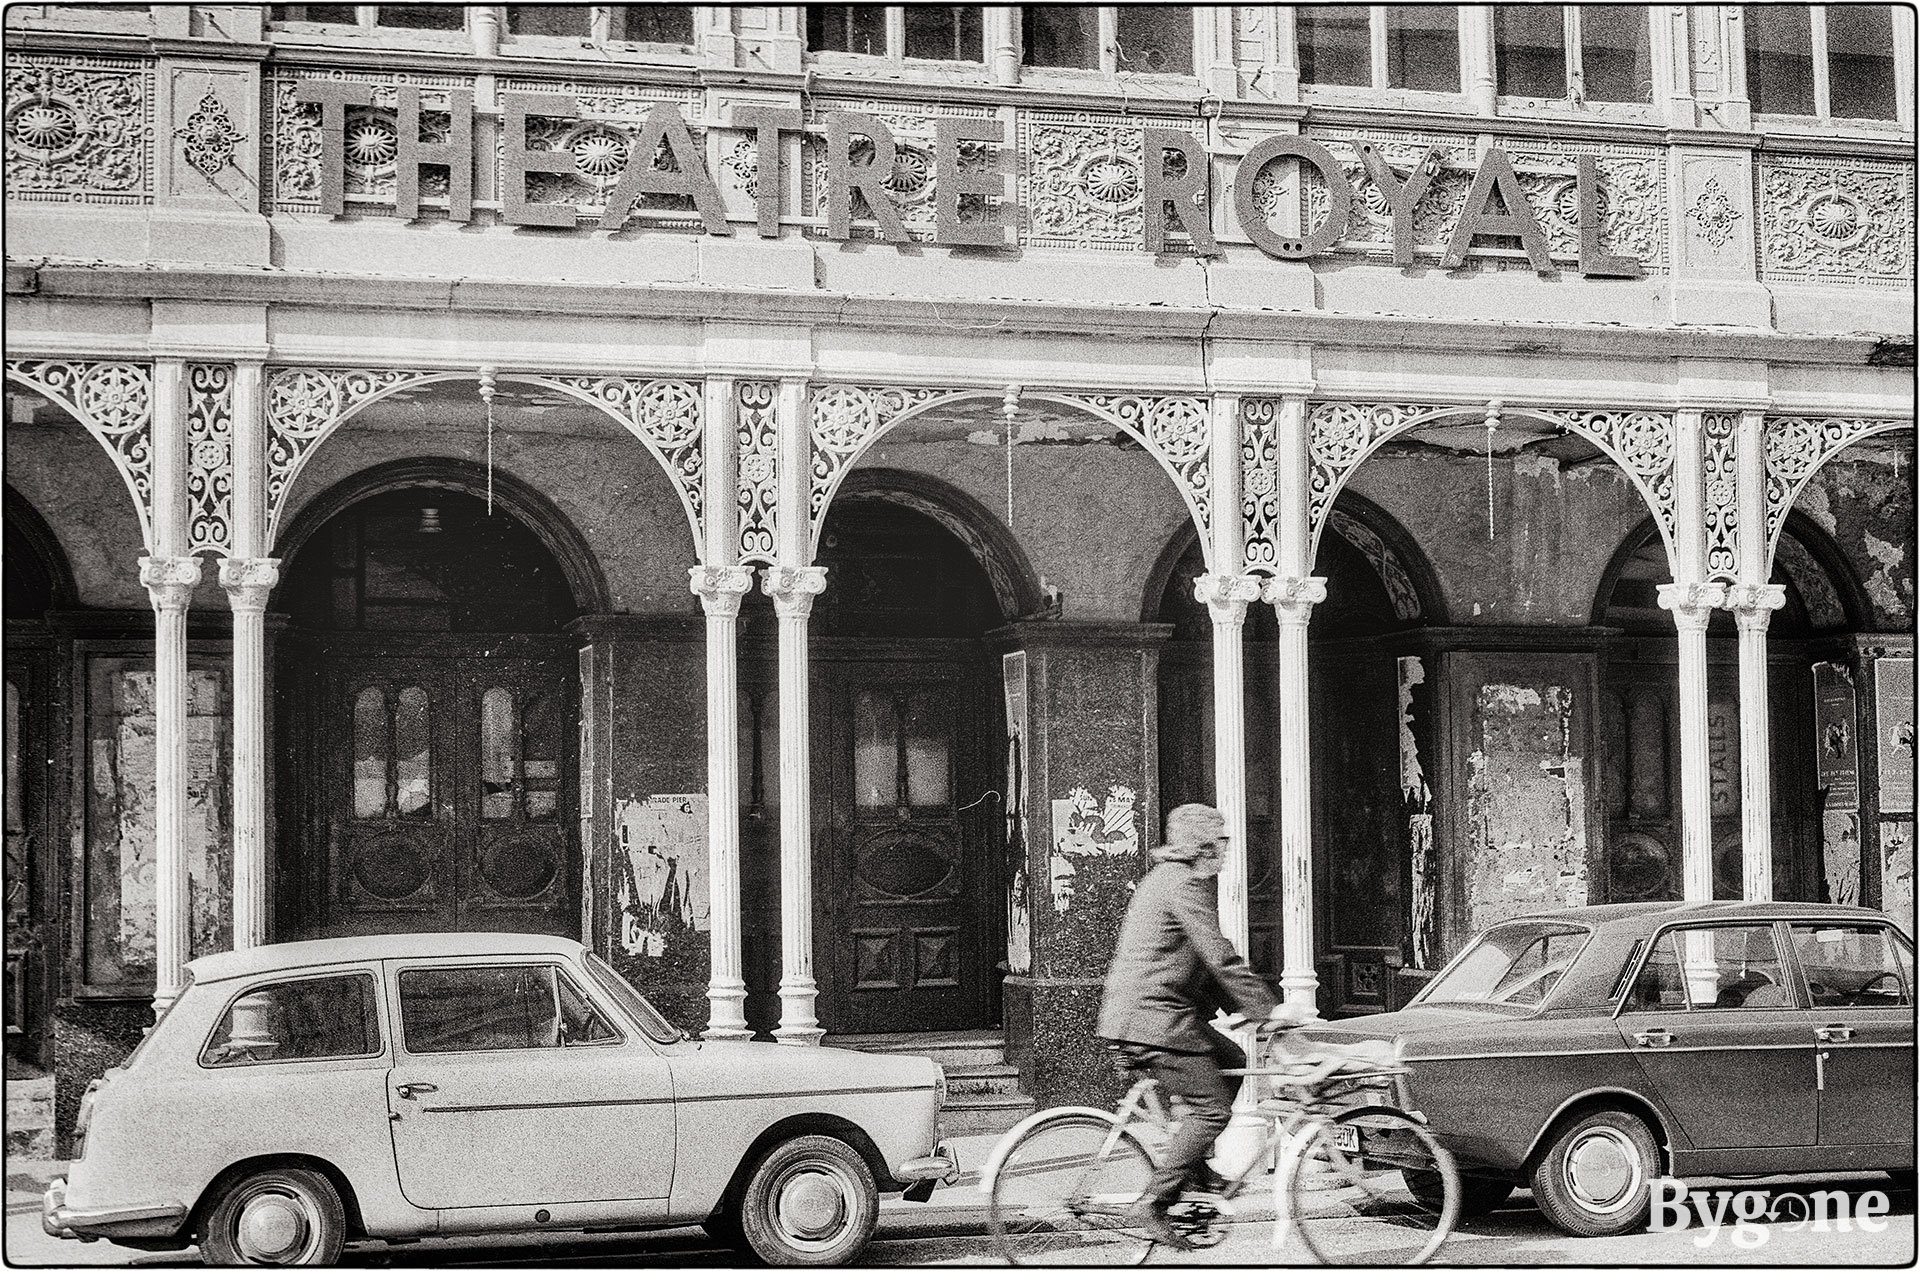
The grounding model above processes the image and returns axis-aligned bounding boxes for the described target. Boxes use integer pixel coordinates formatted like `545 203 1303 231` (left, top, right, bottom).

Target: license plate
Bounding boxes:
1330 1125 1361 1155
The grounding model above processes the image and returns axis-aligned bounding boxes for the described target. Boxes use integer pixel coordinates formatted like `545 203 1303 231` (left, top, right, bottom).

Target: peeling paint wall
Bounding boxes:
613 794 709 957
1397 657 1438 969
84 659 232 990
1461 672 1590 937
1797 452 1915 631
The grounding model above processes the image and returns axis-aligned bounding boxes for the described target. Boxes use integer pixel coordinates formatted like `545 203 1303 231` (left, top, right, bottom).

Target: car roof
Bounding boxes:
188 933 587 984
1501 899 1896 938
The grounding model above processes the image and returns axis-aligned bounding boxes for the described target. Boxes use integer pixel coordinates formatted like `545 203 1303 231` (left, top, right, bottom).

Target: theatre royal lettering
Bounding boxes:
291 83 1642 277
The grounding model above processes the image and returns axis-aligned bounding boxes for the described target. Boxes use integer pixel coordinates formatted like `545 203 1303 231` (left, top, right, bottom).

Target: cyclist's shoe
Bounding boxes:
1129 1198 1198 1251
1188 1165 1234 1196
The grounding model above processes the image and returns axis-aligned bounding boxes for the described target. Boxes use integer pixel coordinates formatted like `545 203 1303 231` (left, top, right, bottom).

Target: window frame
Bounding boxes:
197 970 387 1070
1743 4 1911 129
395 960 629 1057
1492 3 1660 116
805 4 987 67
500 4 699 50
1297 5 1468 101
1017 5 1199 79
267 5 468 34
1613 920 1805 1017
1783 920 1916 1011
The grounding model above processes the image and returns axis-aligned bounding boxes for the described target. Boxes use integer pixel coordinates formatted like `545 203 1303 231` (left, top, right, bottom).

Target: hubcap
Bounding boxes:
235 1192 310 1262
1564 1127 1641 1214
776 1168 850 1243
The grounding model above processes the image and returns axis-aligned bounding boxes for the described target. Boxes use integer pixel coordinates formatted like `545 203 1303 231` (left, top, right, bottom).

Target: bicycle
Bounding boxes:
981 1028 1461 1265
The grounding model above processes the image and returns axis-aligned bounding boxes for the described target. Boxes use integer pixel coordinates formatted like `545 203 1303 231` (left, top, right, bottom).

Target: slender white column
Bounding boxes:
1266 575 1327 1009
1727 584 1786 900
1659 582 1727 902
692 564 756 1038
765 564 828 1044
1197 572 1264 956
219 557 278 949
223 359 274 950
142 555 202 1016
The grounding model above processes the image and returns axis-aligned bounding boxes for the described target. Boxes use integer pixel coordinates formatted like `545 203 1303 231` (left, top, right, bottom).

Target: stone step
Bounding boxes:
943 1064 1022 1098
942 1092 1036 1137
6 1076 54 1160
836 1029 1008 1071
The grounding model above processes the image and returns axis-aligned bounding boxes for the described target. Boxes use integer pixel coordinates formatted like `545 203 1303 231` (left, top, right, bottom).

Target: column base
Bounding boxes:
1279 971 1320 1016
774 977 822 1045
704 979 752 1040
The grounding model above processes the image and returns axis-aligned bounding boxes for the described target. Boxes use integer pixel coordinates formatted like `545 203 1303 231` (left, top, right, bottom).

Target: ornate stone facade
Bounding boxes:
1757 155 1914 286
801 97 998 242
266 68 469 213
3 52 152 202
174 89 245 181
1019 110 1202 252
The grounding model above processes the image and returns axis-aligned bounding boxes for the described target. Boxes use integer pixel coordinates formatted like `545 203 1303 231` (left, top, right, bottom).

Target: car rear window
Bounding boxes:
1420 921 1590 1008
201 973 381 1066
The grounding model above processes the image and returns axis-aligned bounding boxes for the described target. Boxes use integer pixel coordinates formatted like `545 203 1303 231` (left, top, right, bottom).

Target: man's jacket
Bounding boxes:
1097 859 1278 1053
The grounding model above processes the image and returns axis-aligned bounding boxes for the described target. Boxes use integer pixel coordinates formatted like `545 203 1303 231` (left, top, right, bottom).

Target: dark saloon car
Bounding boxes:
1309 901 1916 1236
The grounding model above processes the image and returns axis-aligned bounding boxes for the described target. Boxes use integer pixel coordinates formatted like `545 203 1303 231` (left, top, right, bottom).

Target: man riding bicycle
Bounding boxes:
1097 802 1303 1251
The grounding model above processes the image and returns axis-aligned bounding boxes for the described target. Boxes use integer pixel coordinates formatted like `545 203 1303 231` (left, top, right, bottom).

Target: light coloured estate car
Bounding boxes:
43 934 956 1266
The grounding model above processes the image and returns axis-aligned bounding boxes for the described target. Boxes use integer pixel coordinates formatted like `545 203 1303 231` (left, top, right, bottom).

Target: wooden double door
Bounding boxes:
306 646 578 939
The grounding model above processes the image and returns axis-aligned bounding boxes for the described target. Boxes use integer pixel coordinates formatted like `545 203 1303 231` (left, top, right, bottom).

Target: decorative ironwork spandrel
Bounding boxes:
544 376 704 545
1762 415 1916 562
264 366 442 540
186 364 234 557
806 384 957 547
1240 398 1281 574
5 359 155 547
735 381 779 565
1701 412 1738 583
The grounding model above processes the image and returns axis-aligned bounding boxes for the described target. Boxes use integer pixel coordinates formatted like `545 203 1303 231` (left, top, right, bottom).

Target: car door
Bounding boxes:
1785 921 1917 1149
384 959 675 1208
1614 922 1817 1151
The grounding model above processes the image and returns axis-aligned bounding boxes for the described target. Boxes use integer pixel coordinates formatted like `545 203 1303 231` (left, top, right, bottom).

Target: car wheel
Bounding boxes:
199 1166 346 1266
738 1134 879 1267
1409 1168 1513 1220
1530 1109 1659 1237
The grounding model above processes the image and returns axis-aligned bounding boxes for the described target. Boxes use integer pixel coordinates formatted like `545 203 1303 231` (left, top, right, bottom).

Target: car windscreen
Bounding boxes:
1418 921 1592 1009
583 952 683 1045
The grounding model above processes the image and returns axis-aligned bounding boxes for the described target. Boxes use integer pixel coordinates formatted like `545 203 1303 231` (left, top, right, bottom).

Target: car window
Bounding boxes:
401 964 585 1054
583 952 682 1045
1626 925 1792 1012
202 973 381 1066
1420 921 1590 1008
556 969 621 1045
1789 924 1913 1008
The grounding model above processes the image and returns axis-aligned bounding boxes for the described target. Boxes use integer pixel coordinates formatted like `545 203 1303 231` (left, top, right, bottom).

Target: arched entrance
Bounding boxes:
275 479 590 940
1593 515 1856 903
740 486 1009 1035
4 487 73 1071
1154 495 1436 1015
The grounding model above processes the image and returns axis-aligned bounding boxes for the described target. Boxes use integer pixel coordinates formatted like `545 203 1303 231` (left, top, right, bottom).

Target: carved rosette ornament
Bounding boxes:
1685 176 1741 250
1656 581 1728 632
1020 112 1201 251
689 564 756 619
1757 156 1912 285
1723 583 1787 633
218 557 282 612
4 54 152 202
1193 572 1265 624
6 358 156 547
1262 574 1328 624
175 89 245 179
264 367 444 539
763 565 829 618
140 555 205 610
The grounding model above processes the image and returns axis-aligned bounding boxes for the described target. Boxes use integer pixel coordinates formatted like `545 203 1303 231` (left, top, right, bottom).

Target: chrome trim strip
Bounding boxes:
419 1083 933 1114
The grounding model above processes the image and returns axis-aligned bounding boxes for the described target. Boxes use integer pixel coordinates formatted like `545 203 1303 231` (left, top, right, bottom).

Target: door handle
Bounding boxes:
1815 1024 1854 1044
395 1081 439 1100
1633 1028 1673 1048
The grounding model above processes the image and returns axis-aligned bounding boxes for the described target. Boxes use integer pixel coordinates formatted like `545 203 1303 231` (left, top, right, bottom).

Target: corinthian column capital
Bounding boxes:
219 557 282 612
763 565 828 618
1261 574 1328 624
1657 581 1729 632
689 564 757 618
1193 571 1265 624
1723 582 1787 632
139 555 203 610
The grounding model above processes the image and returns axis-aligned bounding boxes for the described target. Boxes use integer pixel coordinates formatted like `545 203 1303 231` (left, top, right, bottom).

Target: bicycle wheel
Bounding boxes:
1283 1106 1459 1265
988 1110 1158 1266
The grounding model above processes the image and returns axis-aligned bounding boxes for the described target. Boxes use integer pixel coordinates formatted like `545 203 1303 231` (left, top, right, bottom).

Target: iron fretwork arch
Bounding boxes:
262 367 705 557
1762 415 1916 571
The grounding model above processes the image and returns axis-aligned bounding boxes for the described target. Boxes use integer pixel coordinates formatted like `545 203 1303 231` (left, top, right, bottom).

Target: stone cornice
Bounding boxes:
989 620 1175 651
8 261 1912 371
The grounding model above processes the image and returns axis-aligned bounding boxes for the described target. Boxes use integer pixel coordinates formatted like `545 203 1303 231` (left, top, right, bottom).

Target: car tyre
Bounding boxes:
738 1134 879 1267
199 1166 346 1266
1409 1168 1513 1220
1530 1108 1659 1237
